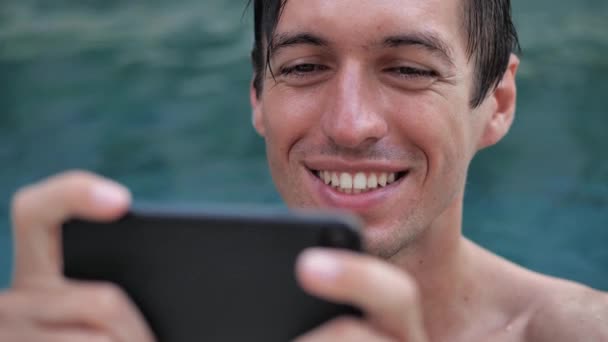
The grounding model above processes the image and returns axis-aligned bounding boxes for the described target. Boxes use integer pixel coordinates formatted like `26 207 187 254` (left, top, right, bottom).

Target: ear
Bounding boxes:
250 79 266 137
477 54 520 151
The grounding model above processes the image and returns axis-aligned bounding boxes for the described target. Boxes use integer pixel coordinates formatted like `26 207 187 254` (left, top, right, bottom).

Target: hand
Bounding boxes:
0 171 155 342
294 248 429 342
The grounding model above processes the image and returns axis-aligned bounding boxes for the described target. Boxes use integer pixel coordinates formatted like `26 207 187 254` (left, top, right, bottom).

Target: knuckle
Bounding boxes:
57 169 97 184
10 170 98 230
395 272 419 304
89 283 130 319
294 317 363 342
11 185 36 229
57 170 109 204
61 175 94 202
56 170 98 198
326 316 362 338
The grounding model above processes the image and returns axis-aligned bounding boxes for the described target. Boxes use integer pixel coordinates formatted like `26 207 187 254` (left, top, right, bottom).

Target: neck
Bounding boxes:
389 194 480 339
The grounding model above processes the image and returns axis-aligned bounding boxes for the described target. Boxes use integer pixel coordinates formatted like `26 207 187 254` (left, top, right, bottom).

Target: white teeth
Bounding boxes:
331 172 340 187
316 170 401 193
340 173 353 190
323 171 331 185
378 173 388 187
367 173 378 189
353 172 367 190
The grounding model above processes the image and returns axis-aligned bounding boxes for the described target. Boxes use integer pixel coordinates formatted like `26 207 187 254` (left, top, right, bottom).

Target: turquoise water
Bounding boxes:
1 0 606 290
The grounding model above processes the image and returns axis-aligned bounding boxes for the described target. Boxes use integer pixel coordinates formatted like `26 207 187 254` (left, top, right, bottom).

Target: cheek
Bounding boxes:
392 93 470 193
261 88 322 154
260 89 323 200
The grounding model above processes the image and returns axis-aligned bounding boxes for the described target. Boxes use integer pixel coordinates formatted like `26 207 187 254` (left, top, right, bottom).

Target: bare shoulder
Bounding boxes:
524 276 608 342
464 240 607 341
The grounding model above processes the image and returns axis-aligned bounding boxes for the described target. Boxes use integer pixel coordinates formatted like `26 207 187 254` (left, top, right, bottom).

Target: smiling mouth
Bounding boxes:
311 169 409 194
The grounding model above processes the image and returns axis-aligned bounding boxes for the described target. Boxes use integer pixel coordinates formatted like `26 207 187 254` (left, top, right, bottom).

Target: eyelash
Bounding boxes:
278 64 438 80
279 64 328 77
386 66 438 79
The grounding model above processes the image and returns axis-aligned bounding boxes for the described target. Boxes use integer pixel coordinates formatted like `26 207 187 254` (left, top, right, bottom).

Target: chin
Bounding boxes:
360 220 423 259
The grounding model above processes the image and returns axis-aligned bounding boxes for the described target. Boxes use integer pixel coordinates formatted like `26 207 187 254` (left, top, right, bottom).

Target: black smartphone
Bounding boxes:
62 206 362 342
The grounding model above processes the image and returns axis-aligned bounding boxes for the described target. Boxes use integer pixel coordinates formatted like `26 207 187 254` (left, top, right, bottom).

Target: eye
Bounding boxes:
382 65 439 90
386 66 437 79
280 63 329 77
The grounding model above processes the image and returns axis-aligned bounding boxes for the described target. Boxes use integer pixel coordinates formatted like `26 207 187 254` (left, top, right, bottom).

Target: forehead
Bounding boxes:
275 0 467 56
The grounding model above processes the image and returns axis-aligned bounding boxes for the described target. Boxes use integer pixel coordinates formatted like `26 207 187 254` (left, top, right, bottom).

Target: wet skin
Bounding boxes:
0 0 606 341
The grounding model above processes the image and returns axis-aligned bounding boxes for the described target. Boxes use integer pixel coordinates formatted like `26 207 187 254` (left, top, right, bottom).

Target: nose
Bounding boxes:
321 63 388 149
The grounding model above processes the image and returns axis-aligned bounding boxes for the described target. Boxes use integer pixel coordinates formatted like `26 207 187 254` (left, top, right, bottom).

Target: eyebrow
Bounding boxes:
269 31 455 67
269 32 329 55
381 33 455 67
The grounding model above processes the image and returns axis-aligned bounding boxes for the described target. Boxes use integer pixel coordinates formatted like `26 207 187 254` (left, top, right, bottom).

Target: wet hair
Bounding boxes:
248 0 520 108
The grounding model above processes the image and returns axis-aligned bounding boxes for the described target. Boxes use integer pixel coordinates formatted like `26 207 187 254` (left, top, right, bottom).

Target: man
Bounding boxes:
1 0 607 341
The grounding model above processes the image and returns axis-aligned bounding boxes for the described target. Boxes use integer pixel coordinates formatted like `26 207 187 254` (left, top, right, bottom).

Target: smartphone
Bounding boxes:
62 205 362 342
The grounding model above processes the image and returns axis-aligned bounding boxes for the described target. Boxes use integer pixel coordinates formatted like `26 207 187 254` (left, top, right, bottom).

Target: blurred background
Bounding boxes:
0 0 606 289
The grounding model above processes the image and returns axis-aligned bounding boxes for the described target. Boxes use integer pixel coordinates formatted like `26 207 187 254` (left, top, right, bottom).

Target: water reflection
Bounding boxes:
0 0 606 289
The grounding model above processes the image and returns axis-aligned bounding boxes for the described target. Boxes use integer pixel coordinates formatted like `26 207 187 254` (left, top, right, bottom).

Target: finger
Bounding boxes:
296 248 428 341
41 330 114 342
294 316 392 342
2 282 155 342
58 281 156 342
0 327 114 342
11 170 131 288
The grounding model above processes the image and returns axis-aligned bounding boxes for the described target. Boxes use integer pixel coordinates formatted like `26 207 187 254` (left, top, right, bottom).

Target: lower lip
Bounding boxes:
307 170 407 213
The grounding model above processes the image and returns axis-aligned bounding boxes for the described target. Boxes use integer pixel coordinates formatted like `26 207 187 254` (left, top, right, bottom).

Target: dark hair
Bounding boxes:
249 0 520 108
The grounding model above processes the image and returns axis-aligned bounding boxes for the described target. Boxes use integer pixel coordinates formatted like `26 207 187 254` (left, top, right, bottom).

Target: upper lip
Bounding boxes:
303 157 409 173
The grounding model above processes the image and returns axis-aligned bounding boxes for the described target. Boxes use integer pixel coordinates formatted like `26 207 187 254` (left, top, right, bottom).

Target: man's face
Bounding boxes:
251 0 504 257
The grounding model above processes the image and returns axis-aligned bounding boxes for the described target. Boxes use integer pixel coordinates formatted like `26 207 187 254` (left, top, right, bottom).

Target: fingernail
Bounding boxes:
91 182 130 207
300 249 341 280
